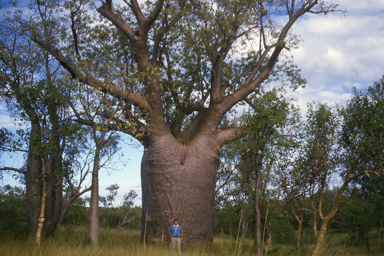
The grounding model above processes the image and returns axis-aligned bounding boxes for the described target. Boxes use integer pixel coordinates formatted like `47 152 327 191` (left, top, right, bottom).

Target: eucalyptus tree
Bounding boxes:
233 88 300 255
295 92 384 255
9 0 341 245
291 103 341 255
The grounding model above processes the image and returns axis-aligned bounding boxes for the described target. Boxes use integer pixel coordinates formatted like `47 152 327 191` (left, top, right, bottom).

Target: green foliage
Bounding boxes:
0 185 29 236
99 206 141 229
105 184 120 208
93 185 141 229
61 197 88 226
341 76 384 178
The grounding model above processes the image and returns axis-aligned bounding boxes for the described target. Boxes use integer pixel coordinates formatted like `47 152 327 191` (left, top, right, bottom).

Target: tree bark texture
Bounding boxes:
26 122 42 231
311 218 331 256
296 219 303 251
45 148 63 234
88 151 100 245
290 201 304 251
141 134 219 248
312 200 318 239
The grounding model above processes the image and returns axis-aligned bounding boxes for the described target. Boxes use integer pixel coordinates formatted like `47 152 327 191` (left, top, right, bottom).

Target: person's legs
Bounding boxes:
171 237 177 251
171 237 181 254
176 237 181 253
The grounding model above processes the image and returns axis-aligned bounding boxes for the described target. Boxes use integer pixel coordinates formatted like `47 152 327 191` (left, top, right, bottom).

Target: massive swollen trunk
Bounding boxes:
141 134 220 247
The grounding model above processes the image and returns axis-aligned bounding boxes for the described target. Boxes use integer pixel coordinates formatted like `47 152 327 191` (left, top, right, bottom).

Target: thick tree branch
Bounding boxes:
147 0 164 26
216 126 243 146
32 39 150 111
98 5 135 42
0 167 25 174
217 1 318 116
130 0 146 24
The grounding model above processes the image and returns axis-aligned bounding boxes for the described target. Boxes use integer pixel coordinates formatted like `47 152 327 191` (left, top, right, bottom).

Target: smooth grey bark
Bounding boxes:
87 130 108 245
88 150 101 245
141 134 219 247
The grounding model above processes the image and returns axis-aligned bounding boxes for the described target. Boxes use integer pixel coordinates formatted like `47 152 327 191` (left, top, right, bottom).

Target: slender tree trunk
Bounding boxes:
53 151 63 229
311 178 353 256
311 203 342 256
141 134 218 248
26 122 42 232
242 218 248 242
290 201 303 251
88 150 101 245
311 200 317 239
36 160 48 245
311 218 331 256
266 222 272 251
230 221 232 237
254 168 262 255
57 198 75 229
296 219 303 251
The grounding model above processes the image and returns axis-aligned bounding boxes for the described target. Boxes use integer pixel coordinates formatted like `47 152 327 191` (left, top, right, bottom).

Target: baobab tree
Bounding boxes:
9 0 340 246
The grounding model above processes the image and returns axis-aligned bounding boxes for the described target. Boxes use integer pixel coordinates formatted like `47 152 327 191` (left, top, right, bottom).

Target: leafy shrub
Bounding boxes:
0 185 29 236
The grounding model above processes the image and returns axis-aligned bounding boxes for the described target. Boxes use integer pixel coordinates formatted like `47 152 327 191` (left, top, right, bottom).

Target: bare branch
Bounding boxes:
32 40 150 110
0 167 25 174
147 0 164 26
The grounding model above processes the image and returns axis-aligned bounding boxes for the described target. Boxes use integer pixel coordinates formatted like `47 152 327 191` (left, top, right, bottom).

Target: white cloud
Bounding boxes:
0 113 27 130
286 0 384 113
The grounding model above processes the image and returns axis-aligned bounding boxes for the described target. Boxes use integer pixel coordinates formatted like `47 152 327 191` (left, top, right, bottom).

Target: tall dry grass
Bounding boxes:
0 226 255 256
298 230 384 256
0 226 383 256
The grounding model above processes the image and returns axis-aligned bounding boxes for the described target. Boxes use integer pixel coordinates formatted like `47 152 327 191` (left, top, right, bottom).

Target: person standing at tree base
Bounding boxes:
168 219 183 253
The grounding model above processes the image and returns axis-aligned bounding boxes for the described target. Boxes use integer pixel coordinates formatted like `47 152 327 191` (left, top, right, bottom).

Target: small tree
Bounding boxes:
227 88 301 254
106 184 120 208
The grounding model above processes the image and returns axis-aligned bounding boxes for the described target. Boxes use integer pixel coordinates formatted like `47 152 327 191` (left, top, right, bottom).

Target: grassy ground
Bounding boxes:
0 226 383 256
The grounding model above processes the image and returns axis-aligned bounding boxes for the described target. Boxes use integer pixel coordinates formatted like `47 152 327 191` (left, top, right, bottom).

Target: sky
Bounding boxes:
1 0 384 205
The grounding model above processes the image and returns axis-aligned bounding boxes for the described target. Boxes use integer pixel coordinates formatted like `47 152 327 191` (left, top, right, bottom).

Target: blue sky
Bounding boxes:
289 0 384 111
1 0 384 205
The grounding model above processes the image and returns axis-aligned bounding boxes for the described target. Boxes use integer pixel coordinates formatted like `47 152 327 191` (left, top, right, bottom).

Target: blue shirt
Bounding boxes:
169 225 183 237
